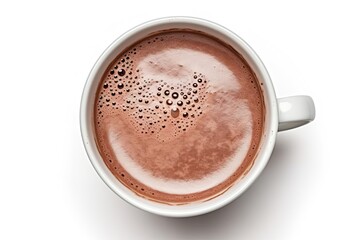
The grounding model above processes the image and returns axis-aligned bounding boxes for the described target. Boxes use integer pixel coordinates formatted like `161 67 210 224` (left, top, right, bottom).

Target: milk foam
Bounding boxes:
94 30 264 203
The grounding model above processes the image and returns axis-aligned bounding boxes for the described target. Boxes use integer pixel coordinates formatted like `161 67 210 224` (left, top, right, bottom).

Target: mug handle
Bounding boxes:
277 95 315 131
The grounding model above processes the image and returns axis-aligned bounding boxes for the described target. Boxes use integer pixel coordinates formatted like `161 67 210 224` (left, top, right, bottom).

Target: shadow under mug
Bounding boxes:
80 16 315 217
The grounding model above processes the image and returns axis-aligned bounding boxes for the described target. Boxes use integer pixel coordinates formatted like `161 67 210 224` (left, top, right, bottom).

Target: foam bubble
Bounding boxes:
118 69 126 76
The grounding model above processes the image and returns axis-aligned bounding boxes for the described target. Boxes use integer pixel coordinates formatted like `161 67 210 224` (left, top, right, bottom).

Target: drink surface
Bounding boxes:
94 30 264 204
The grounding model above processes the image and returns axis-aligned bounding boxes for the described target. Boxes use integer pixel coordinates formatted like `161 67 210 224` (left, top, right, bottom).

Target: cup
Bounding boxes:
80 16 315 217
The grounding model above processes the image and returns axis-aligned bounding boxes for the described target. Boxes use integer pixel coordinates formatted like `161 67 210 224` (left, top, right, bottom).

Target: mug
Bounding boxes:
80 16 315 217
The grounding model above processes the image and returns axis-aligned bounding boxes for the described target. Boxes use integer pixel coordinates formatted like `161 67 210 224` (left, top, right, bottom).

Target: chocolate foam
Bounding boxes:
94 31 264 204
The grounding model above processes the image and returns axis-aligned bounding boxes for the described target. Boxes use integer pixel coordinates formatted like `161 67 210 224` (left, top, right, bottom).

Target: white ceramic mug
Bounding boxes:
80 17 315 217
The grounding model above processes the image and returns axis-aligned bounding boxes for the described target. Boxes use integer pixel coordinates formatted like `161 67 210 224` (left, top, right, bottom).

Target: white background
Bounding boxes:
0 0 359 239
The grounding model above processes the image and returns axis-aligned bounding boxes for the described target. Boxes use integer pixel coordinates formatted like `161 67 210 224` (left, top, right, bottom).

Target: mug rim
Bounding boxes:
80 16 278 217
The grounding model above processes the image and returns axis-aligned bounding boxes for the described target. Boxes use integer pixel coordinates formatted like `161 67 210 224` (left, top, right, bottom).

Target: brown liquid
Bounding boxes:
94 30 265 204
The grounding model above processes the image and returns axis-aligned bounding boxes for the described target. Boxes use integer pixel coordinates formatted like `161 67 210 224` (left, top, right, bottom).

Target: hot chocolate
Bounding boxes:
94 30 265 204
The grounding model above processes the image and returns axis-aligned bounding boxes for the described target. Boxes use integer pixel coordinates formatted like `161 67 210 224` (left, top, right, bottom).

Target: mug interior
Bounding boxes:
80 17 278 217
